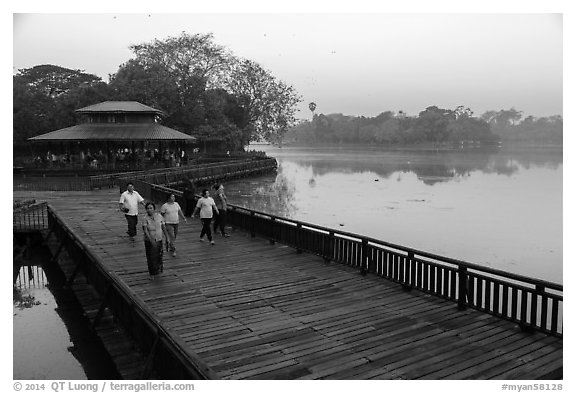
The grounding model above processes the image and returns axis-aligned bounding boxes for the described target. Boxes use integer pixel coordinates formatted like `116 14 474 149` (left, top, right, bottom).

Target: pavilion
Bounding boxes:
28 101 196 169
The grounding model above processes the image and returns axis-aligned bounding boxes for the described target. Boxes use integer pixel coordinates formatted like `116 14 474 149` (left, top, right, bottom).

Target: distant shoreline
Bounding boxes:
251 141 563 151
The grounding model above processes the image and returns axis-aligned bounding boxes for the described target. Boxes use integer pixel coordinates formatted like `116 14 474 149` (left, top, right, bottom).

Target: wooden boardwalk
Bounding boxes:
14 189 563 380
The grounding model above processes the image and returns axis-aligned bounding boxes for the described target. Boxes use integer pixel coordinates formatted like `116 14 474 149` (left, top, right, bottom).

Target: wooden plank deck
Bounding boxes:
14 189 563 380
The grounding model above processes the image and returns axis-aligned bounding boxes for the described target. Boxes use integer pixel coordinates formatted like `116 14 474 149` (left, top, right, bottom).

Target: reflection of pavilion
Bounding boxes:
28 101 196 170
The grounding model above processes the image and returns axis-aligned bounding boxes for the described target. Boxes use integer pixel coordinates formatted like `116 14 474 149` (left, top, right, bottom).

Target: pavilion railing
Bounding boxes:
138 180 563 338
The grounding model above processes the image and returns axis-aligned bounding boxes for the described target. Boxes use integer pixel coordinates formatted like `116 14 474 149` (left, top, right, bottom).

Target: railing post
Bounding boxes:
269 217 276 245
367 242 376 274
250 211 256 238
458 265 468 310
533 284 545 329
296 223 303 253
403 252 415 291
360 239 368 276
323 231 334 264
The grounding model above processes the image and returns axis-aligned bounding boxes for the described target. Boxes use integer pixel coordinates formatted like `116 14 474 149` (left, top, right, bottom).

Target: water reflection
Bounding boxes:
13 237 119 380
228 145 562 283
225 169 298 218
13 266 45 309
263 146 562 185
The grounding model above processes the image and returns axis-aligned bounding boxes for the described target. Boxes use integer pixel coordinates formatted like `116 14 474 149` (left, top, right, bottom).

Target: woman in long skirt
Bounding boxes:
142 202 168 280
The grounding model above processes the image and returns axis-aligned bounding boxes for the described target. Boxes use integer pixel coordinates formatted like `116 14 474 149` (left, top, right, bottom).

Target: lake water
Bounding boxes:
13 240 119 380
224 145 562 284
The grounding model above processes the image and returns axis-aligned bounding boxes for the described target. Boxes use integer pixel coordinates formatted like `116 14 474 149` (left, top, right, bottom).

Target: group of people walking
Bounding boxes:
119 181 230 280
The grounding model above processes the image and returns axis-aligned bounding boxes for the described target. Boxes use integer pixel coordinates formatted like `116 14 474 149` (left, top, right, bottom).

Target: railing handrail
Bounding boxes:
13 200 47 213
90 158 264 181
91 157 277 190
13 201 49 231
226 204 562 291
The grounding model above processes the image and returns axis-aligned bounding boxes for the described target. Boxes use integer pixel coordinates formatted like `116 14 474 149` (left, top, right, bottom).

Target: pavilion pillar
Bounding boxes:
106 142 111 167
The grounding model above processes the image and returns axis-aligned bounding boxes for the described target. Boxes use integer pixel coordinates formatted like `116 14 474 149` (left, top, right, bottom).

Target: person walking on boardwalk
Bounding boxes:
119 182 145 241
212 183 230 237
183 177 196 217
193 189 219 245
160 193 187 257
142 202 169 280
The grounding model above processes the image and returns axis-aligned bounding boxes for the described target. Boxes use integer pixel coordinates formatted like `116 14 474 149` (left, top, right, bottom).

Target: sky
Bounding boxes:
12 11 564 120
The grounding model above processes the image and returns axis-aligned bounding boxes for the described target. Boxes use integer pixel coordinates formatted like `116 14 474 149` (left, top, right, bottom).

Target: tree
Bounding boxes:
15 64 104 98
129 32 234 98
117 33 236 136
109 59 190 130
312 114 335 142
13 65 109 143
497 108 523 127
201 88 251 149
454 105 474 119
52 82 112 130
226 59 301 142
497 114 563 143
481 108 523 129
119 33 301 146
374 111 394 124
13 76 55 144
283 120 316 143
446 116 498 143
375 118 401 144
414 106 456 144
309 102 317 117
109 60 179 110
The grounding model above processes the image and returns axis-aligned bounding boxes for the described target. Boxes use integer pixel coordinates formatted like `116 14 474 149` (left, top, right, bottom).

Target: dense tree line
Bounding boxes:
13 32 302 151
284 106 562 146
481 108 562 144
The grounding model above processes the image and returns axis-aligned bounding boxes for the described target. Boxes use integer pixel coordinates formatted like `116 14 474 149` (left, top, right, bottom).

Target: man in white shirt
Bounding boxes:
119 182 145 240
193 189 219 245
